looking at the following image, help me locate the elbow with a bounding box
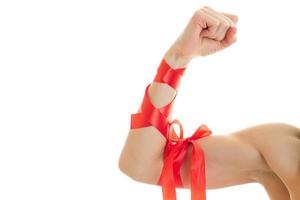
[118,154,147,183]
[118,153,162,185]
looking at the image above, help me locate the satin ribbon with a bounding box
[157,119,212,200]
[130,58,186,137]
[130,57,213,200]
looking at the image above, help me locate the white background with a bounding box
[0,0,299,199]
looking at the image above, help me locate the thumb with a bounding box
[220,26,237,48]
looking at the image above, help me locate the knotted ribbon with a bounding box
[157,119,212,200]
[130,57,213,200]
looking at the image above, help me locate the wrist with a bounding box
[164,48,192,69]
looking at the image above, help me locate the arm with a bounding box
[118,6,238,185]
[118,49,191,184]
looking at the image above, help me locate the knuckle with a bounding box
[193,9,204,19]
[221,21,229,27]
[220,16,231,27]
[233,14,239,21]
[203,6,212,11]
[192,9,206,24]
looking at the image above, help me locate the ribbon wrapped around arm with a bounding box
[157,119,212,200]
[130,58,213,200]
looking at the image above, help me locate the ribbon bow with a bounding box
[158,119,212,200]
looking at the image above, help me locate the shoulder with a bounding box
[230,122,300,149]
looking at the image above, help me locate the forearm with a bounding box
[119,48,191,183]
[147,48,191,111]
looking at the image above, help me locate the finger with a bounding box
[203,6,232,26]
[219,13,235,27]
[215,24,231,41]
[202,7,231,41]
[213,15,232,40]
[203,6,238,25]
[197,10,220,38]
[220,12,239,25]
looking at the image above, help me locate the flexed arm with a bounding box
[119,6,238,199]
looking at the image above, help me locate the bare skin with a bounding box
[119,6,300,200]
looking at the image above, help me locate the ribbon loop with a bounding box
[168,119,184,143]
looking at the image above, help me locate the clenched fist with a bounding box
[165,6,238,68]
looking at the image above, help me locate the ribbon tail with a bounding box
[190,142,206,200]
[159,148,177,200]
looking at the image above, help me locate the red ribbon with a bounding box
[130,57,213,200]
[157,119,212,200]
